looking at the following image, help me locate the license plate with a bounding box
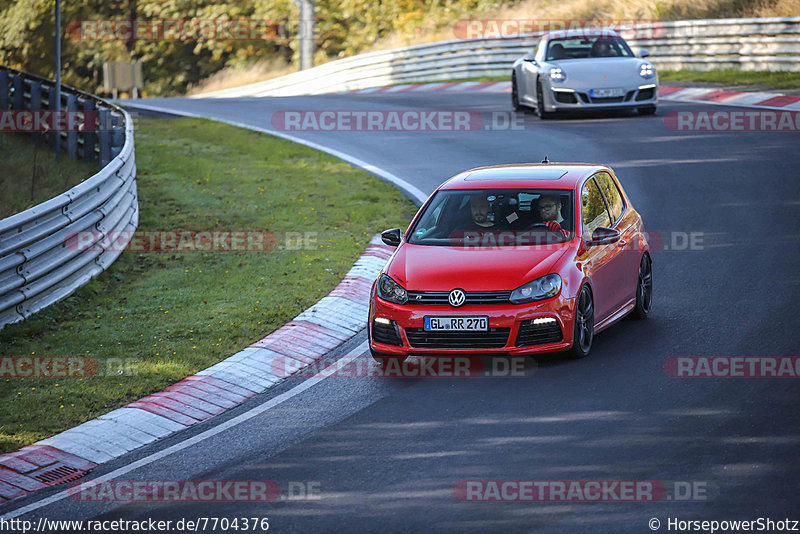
[590,87,625,98]
[424,316,489,331]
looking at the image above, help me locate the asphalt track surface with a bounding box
[4,91,800,533]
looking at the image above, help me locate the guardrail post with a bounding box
[48,85,59,149]
[66,93,77,159]
[12,74,24,110]
[111,116,124,159]
[29,81,42,144]
[98,108,111,167]
[83,100,96,161]
[0,70,8,111]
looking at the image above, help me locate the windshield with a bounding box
[546,36,635,61]
[408,188,574,247]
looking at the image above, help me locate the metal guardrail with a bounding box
[0,66,127,167]
[196,16,800,98]
[0,67,138,329]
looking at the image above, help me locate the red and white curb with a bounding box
[342,81,800,112]
[0,236,394,507]
[658,86,800,111]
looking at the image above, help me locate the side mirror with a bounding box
[522,52,538,64]
[381,228,402,247]
[639,48,650,58]
[588,227,621,246]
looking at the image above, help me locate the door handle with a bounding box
[618,240,627,247]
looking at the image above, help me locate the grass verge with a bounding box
[0,116,417,454]
[0,134,95,219]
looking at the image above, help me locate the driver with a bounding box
[536,195,569,238]
[468,194,495,228]
[591,40,617,57]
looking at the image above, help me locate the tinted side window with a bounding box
[593,172,624,224]
[581,178,611,232]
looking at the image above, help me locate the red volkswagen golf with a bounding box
[368,163,652,363]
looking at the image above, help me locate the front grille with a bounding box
[372,320,403,346]
[405,327,510,349]
[635,88,655,101]
[553,91,578,104]
[578,92,590,103]
[590,96,625,104]
[515,319,563,347]
[406,290,512,305]
[625,90,635,101]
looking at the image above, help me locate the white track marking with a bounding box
[1,342,369,519]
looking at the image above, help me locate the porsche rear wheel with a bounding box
[512,73,522,112]
[569,285,594,359]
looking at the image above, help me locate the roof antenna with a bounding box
[541,156,549,164]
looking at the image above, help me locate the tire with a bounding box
[631,254,652,319]
[536,80,556,120]
[569,285,594,359]
[511,72,522,112]
[638,105,657,115]
[370,347,408,366]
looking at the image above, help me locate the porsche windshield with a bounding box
[408,189,575,246]
[546,36,635,61]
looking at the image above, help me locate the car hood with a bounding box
[551,57,647,86]
[385,243,569,291]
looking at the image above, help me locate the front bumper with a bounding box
[368,293,577,356]
[545,83,657,112]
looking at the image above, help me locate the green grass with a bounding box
[0,134,96,219]
[658,70,800,90]
[0,117,417,453]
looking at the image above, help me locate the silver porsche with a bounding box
[511,28,658,118]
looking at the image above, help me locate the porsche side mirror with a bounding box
[381,228,402,247]
[588,227,621,246]
[639,48,650,58]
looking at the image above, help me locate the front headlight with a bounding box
[377,274,408,304]
[549,67,566,83]
[509,274,562,304]
[639,62,654,79]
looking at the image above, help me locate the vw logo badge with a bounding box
[448,289,466,307]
